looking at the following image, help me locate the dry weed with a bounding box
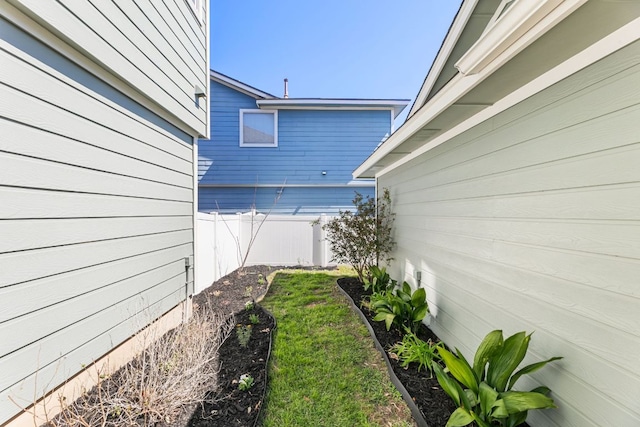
[43,301,233,427]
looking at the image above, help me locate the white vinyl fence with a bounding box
[195,212,335,294]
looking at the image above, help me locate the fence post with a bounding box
[212,212,219,283]
[316,214,328,267]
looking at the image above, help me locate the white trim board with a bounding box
[361,16,640,179]
[257,99,409,118]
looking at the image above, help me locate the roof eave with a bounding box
[256,99,410,118]
[354,0,588,179]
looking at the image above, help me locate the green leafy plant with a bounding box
[433,330,562,427]
[257,273,266,286]
[316,188,395,283]
[363,265,396,294]
[370,282,429,333]
[244,300,254,311]
[236,324,252,348]
[238,374,254,391]
[390,333,443,375]
[244,286,254,297]
[249,313,260,324]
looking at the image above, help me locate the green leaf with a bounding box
[446,408,474,427]
[487,332,530,392]
[411,287,426,306]
[506,411,528,427]
[500,391,557,414]
[470,412,493,427]
[434,363,461,406]
[412,304,428,323]
[530,386,551,396]
[478,382,498,419]
[473,330,503,381]
[491,398,509,419]
[508,356,562,390]
[439,348,479,393]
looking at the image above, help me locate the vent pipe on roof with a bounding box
[283,78,289,98]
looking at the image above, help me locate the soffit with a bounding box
[357,0,640,178]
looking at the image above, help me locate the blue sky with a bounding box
[210,1,462,122]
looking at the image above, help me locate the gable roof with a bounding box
[211,70,409,117]
[354,0,640,178]
[210,70,276,99]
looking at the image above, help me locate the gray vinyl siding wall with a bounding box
[379,41,640,427]
[0,0,204,422]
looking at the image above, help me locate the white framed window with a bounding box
[240,110,278,147]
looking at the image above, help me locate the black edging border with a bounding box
[335,281,430,427]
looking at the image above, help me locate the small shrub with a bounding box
[244,286,254,297]
[390,333,443,375]
[317,188,395,283]
[257,274,266,286]
[245,300,254,311]
[370,282,429,333]
[249,313,260,324]
[238,374,255,391]
[433,330,562,427]
[236,324,252,348]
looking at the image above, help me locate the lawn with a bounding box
[259,270,415,427]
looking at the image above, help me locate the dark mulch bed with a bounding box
[188,305,275,427]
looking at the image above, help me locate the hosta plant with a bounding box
[370,282,428,333]
[433,330,562,427]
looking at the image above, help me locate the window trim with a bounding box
[239,109,278,147]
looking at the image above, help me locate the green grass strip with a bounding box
[260,270,415,427]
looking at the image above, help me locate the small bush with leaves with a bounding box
[433,330,562,427]
[363,265,396,294]
[390,333,443,375]
[236,324,252,348]
[370,282,429,333]
[245,300,254,311]
[316,188,395,283]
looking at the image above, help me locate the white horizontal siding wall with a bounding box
[379,40,640,427]
[0,4,200,424]
[6,0,208,136]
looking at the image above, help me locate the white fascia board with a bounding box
[210,70,275,99]
[408,0,479,118]
[354,0,587,179]
[455,0,585,75]
[360,15,640,180]
[256,99,410,118]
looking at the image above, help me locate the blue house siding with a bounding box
[199,185,375,214]
[199,79,390,213]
